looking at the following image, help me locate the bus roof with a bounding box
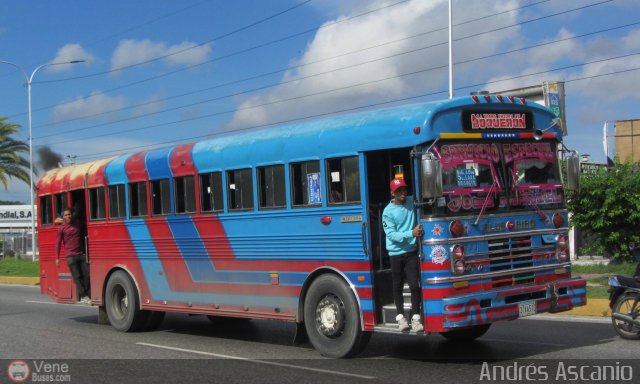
[38,96,559,191]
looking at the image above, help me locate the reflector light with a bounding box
[496,95,504,102]
[320,216,332,224]
[508,96,515,103]
[450,220,464,238]
[472,95,479,103]
[506,221,515,230]
[519,97,526,104]
[552,212,564,228]
[413,126,421,135]
[484,95,491,103]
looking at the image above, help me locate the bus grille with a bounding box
[487,236,534,288]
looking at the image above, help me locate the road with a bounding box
[2,284,639,383]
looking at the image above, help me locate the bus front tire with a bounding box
[303,274,370,358]
[440,323,491,341]
[105,270,149,332]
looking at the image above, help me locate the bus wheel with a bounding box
[440,324,491,341]
[105,270,149,332]
[303,274,370,358]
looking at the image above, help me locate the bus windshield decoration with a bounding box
[36,94,586,358]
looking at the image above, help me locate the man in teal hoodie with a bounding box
[382,178,424,332]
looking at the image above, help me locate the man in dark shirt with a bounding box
[56,208,90,304]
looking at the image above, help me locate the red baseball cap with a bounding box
[389,178,408,193]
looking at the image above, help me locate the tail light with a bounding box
[452,244,465,275]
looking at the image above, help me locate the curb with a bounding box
[559,298,610,317]
[0,276,40,285]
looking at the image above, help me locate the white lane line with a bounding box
[137,342,375,380]
[524,314,610,324]
[482,338,567,347]
[25,300,96,308]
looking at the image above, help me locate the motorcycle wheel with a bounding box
[611,294,640,340]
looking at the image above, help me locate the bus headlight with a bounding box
[556,234,569,262]
[452,244,465,275]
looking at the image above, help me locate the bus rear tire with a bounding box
[440,323,491,341]
[105,270,149,332]
[303,274,370,358]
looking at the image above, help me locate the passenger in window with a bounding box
[55,208,91,304]
[329,189,343,203]
[382,178,424,333]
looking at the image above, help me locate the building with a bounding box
[614,119,640,163]
[0,205,35,258]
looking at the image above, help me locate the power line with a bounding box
[37,0,315,82]
[34,0,555,130]
[38,13,637,140]
[16,0,414,121]
[69,53,640,161]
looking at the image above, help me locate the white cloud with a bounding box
[110,39,212,72]
[227,0,521,130]
[47,43,94,72]
[52,92,127,122]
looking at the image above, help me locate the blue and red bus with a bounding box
[37,95,586,357]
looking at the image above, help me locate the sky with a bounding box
[1,0,639,203]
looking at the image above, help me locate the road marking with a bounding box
[482,338,567,347]
[137,342,375,380]
[525,314,610,324]
[25,300,96,308]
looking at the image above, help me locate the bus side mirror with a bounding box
[421,154,443,199]
[566,152,580,192]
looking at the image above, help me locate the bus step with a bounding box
[382,304,412,324]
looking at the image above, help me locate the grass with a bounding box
[572,262,636,275]
[0,258,40,277]
[572,262,637,299]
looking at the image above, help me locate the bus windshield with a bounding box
[426,140,564,217]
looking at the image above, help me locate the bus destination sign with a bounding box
[462,111,533,132]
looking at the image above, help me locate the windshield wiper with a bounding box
[474,179,498,226]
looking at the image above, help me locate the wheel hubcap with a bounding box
[315,295,345,338]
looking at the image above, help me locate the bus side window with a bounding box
[40,196,53,226]
[227,169,254,211]
[290,161,321,207]
[200,172,224,213]
[174,176,196,215]
[54,193,66,219]
[108,185,126,220]
[129,182,148,218]
[258,165,286,210]
[88,187,106,221]
[326,156,360,204]
[151,179,171,216]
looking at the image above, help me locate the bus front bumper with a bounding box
[440,277,586,330]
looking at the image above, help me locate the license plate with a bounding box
[518,301,537,317]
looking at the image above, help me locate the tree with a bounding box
[567,159,640,261]
[0,117,31,190]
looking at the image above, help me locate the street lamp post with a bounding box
[0,59,84,261]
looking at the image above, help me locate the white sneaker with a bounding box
[80,296,91,305]
[396,314,410,332]
[411,314,424,332]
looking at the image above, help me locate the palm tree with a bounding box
[0,117,31,190]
